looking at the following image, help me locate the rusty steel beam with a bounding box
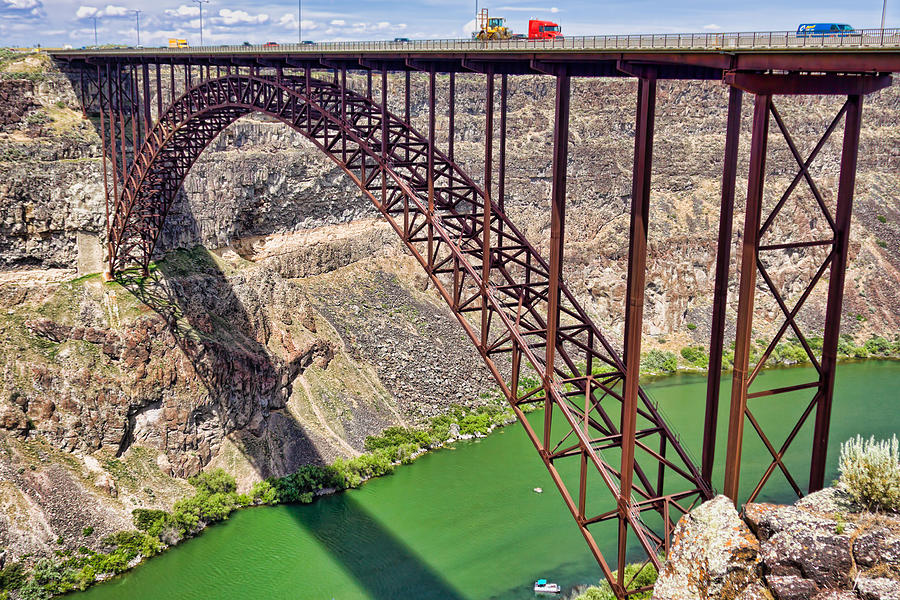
[702,85,743,486]
[545,66,569,449]
[809,94,863,491]
[620,70,657,586]
[723,93,771,502]
[482,67,495,351]
[725,72,892,96]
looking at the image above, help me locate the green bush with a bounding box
[877,214,887,223]
[864,336,891,356]
[641,350,678,374]
[0,562,27,590]
[839,434,900,512]
[81,526,94,537]
[679,346,708,367]
[574,561,659,600]
[188,469,236,495]
[686,323,697,331]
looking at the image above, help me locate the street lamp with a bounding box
[192,0,210,46]
[92,16,98,46]
[882,0,888,30]
[298,0,301,43]
[132,9,142,46]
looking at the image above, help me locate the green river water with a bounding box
[76,361,898,600]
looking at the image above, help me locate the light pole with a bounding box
[92,16,98,46]
[882,0,888,30]
[132,9,142,46]
[192,0,210,46]
[298,0,301,42]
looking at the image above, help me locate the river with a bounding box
[76,360,899,599]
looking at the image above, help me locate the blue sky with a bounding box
[0,0,896,48]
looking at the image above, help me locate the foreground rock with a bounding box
[654,490,900,600]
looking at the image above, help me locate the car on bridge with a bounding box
[796,23,857,37]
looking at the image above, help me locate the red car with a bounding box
[263,41,279,47]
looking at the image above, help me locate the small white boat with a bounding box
[534,579,561,594]
[533,487,543,493]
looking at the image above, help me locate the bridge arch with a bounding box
[110,72,711,595]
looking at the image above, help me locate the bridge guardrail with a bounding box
[60,28,900,54]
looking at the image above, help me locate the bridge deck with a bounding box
[50,29,900,76]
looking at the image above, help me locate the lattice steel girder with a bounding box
[95,71,713,598]
[722,72,887,505]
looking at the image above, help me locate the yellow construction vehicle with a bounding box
[475,8,512,40]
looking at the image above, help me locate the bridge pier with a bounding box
[721,73,890,504]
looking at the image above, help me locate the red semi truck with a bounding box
[528,19,562,39]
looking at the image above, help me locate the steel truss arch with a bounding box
[111,73,712,598]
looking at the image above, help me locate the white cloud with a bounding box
[329,19,345,26]
[216,9,269,26]
[76,4,131,19]
[702,23,721,30]
[4,0,40,8]
[165,4,199,18]
[102,4,128,17]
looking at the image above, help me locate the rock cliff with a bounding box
[653,490,900,600]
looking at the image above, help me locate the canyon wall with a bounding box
[0,51,899,564]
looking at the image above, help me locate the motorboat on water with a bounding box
[533,579,561,594]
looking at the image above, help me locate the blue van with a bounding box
[797,23,856,37]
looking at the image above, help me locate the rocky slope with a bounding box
[653,490,900,600]
[1,50,899,568]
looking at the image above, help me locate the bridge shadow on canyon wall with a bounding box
[99,106,467,598]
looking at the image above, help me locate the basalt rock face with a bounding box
[1,54,900,565]
[653,490,900,600]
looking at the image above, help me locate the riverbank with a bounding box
[0,398,536,598]
[4,357,897,598]
[48,361,900,600]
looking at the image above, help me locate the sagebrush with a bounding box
[838,434,900,512]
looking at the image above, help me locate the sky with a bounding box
[0,0,896,48]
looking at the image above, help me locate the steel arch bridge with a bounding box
[53,46,899,597]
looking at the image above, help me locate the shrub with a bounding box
[188,469,236,495]
[686,323,697,331]
[81,526,94,537]
[574,561,658,600]
[864,336,891,356]
[249,480,278,504]
[838,434,900,512]
[0,562,27,590]
[680,346,708,367]
[642,350,678,374]
[877,214,887,223]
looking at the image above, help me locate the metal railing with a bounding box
[56,28,900,54]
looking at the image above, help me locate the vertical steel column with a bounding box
[702,86,743,485]
[481,67,495,350]
[405,70,411,163]
[141,62,152,142]
[169,59,175,106]
[724,94,772,502]
[620,71,657,585]
[448,72,455,161]
[381,68,389,208]
[427,67,436,272]
[809,94,863,492]
[366,69,372,99]
[545,68,570,450]
[341,67,347,163]
[155,62,162,121]
[498,73,508,213]
[97,64,112,276]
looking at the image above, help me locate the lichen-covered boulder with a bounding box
[652,495,772,600]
